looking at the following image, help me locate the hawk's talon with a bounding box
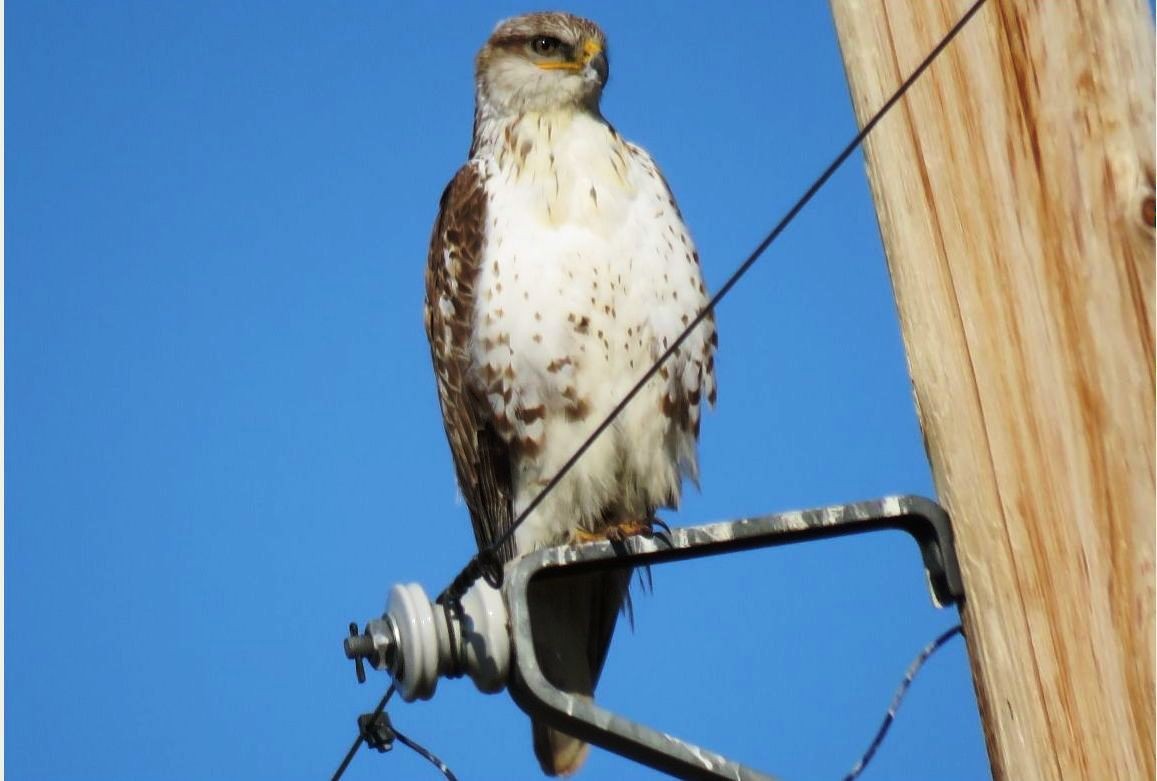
[604,520,654,542]
[568,528,606,545]
[568,519,658,547]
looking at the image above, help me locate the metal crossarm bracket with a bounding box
[504,495,963,781]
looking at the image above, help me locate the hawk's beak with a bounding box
[582,39,608,85]
[535,39,607,85]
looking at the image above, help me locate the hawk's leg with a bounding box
[603,519,654,542]
[567,516,665,545]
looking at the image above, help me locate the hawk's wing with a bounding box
[424,163,518,565]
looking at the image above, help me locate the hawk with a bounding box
[423,12,716,776]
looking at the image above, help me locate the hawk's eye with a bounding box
[530,36,562,56]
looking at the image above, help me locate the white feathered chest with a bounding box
[468,109,716,554]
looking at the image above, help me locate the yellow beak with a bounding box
[581,39,602,64]
[535,39,604,73]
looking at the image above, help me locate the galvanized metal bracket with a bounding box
[504,495,963,781]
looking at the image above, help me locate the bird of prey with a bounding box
[423,12,717,776]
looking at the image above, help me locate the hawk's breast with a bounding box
[471,110,714,553]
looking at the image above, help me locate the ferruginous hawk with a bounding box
[423,12,717,776]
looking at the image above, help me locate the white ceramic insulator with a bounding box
[458,578,510,693]
[386,580,510,702]
[387,582,441,701]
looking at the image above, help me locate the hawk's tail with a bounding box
[533,720,591,777]
[527,567,631,776]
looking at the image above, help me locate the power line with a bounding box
[442,0,990,603]
[334,624,967,781]
[333,683,460,781]
[392,725,459,781]
[332,684,393,781]
[336,0,989,775]
[843,624,965,781]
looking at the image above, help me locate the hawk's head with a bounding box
[475,12,608,115]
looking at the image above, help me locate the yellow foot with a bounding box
[604,519,654,542]
[567,519,656,545]
[567,528,606,544]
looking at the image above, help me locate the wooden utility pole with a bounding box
[829,2,1155,780]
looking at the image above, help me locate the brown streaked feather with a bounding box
[639,156,718,438]
[424,163,518,565]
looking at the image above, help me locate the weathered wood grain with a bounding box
[830,2,1155,779]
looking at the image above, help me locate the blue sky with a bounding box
[8,3,990,779]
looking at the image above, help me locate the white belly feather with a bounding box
[471,111,712,554]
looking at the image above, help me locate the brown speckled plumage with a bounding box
[423,12,716,776]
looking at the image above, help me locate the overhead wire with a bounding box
[392,725,459,781]
[332,684,394,781]
[335,0,989,776]
[843,624,965,781]
[441,0,990,602]
[332,682,460,781]
[333,625,965,781]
